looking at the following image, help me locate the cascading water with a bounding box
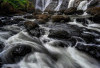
[54,0,63,11]
[35,0,42,10]
[77,1,88,10]
[68,0,75,8]
[43,0,52,11]
[0,0,100,68]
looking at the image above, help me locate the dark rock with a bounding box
[49,41,69,47]
[13,18,24,22]
[24,21,39,30]
[76,10,84,15]
[81,33,95,43]
[24,21,44,37]
[0,20,4,27]
[36,14,50,22]
[88,14,100,23]
[64,7,77,15]
[76,18,88,26]
[86,7,100,15]
[24,15,35,19]
[48,29,71,40]
[0,41,4,52]
[51,15,70,22]
[12,45,32,56]
[76,43,100,60]
[37,19,47,24]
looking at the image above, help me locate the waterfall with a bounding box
[35,0,42,10]
[77,1,88,10]
[68,0,75,8]
[54,0,63,11]
[43,0,52,11]
[77,0,93,15]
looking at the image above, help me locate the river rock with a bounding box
[37,19,47,24]
[86,7,100,15]
[76,43,100,60]
[76,18,88,26]
[24,21,39,30]
[24,21,45,37]
[12,45,32,56]
[0,20,4,27]
[24,15,35,19]
[51,15,70,22]
[64,7,77,15]
[49,40,69,47]
[36,14,50,22]
[76,10,84,15]
[87,7,100,23]
[48,29,71,40]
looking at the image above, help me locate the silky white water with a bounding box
[68,0,75,8]
[55,0,63,11]
[43,0,52,11]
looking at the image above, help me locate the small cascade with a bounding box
[35,0,42,10]
[77,0,93,15]
[43,0,52,11]
[54,0,63,11]
[68,0,75,8]
[77,1,88,10]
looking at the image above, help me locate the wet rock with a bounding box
[12,45,32,56]
[76,43,100,60]
[48,29,71,40]
[88,14,100,23]
[13,18,24,22]
[81,33,95,43]
[76,18,88,26]
[64,7,77,15]
[24,15,35,19]
[37,19,47,24]
[36,14,50,22]
[0,20,4,27]
[86,7,100,15]
[49,41,69,47]
[0,41,4,52]
[76,10,84,15]
[24,21,44,37]
[24,21,39,30]
[51,15,70,22]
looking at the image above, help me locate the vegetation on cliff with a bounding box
[0,0,35,15]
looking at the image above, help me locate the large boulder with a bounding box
[48,29,71,40]
[64,7,77,15]
[24,21,39,30]
[76,43,100,60]
[86,7,100,15]
[24,21,44,37]
[51,15,70,22]
[87,7,100,23]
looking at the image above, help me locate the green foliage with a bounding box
[2,0,30,9]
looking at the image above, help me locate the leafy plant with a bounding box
[2,0,30,9]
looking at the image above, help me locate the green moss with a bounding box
[2,0,31,10]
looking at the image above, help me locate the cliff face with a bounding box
[31,0,100,12]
